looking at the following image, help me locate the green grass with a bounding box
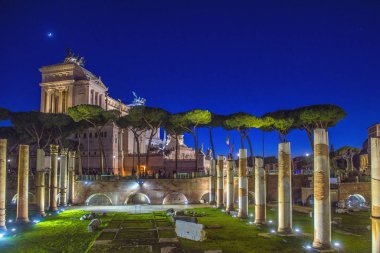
[178,206,371,253]
[0,207,371,253]
[0,210,112,253]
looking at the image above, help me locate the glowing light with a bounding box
[248,221,254,225]
[306,153,310,157]
[33,219,41,223]
[250,213,254,217]
[304,245,312,250]
[11,228,16,232]
[0,233,4,239]
[268,220,273,224]
[47,32,53,37]
[7,159,10,162]
[270,229,276,234]
[333,242,341,247]
[84,181,89,185]
[294,228,300,233]
[8,219,13,223]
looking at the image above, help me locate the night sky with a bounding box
[1,1,379,157]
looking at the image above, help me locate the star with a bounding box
[47,32,53,37]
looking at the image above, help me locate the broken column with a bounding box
[59,148,68,206]
[312,128,331,249]
[209,160,216,205]
[278,142,292,234]
[68,151,76,204]
[217,155,224,208]
[50,144,59,211]
[372,137,380,253]
[226,158,234,212]
[255,157,266,225]
[17,145,29,223]
[238,149,248,218]
[36,149,46,216]
[0,139,7,230]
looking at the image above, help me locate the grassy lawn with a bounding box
[179,206,371,253]
[0,210,112,253]
[0,206,371,253]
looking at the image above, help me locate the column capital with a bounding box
[68,151,76,158]
[50,144,59,154]
[60,148,68,156]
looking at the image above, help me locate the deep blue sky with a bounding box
[1,1,379,157]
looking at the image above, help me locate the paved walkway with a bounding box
[89,212,184,253]
[67,204,210,213]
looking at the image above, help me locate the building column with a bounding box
[313,128,331,249]
[36,149,45,216]
[51,91,56,113]
[226,158,234,212]
[238,149,248,219]
[68,151,76,204]
[45,90,51,113]
[209,160,216,205]
[217,156,224,208]
[50,145,59,211]
[58,90,63,113]
[59,148,68,206]
[255,157,266,225]
[16,145,29,223]
[45,168,51,211]
[0,139,7,230]
[278,142,292,234]
[372,137,380,253]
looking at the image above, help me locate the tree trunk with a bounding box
[193,132,198,172]
[96,129,105,174]
[246,135,254,167]
[145,130,156,173]
[175,135,179,173]
[135,135,141,178]
[209,127,216,161]
[306,130,314,151]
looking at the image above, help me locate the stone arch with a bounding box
[85,193,113,206]
[162,192,189,205]
[305,194,314,207]
[125,193,151,205]
[248,191,255,204]
[200,192,209,204]
[11,192,36,205]
[346,194,367,209]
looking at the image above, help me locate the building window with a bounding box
[83,133,87,138]
[89,133,92,138]
[95,133,98,138]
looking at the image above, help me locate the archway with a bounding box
[346,194,367,209]
[162,192,188,205]
[125,193,151,205]
[200,192,209,204]
[85,193,113,206]
[305,194,314,207]
[11,192,36,205]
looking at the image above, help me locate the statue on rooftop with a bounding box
[131,91,146,106]
[64,48,85,67]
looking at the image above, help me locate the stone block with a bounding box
[88,219,101,232]
[173,216,198,223]
[175,220,206,241]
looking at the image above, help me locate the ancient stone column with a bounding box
[226,159,234,212]
[371,137,380,253]
[16,145,29,223]
[36,149,46,216]
[209,160,216,205]
[68,151,76,204]
[312,128,331,249]
[278,142,292,234]
[238,149,248,218]
[217,156,224,208]
[0,139,7,230]
[59,148,68,206]
[50,144,59,211]
[255,157,266,225]
[45,168,51,210]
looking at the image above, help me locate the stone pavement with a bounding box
[89,212,184,253]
